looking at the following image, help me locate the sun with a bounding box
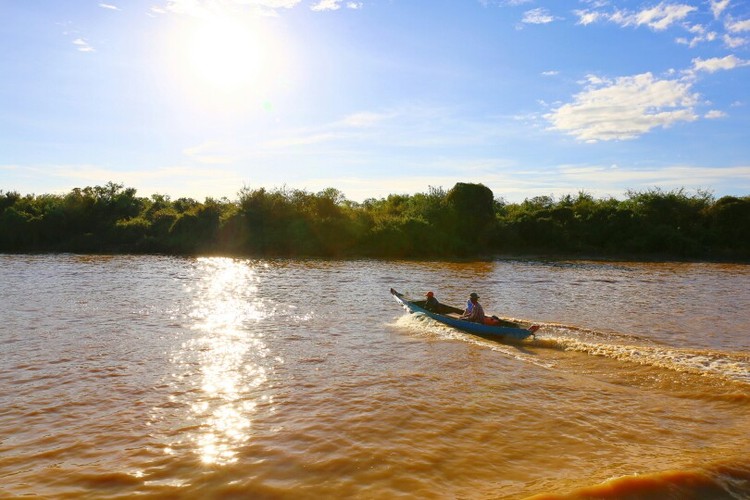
[168,13,286,102]
[187,16,263,91]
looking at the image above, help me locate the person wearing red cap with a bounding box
[424,291,440,312]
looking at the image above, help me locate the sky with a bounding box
[1,0,749,203]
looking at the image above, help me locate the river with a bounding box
[1,254,748,499]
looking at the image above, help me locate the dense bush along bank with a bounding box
[1,182,748,260]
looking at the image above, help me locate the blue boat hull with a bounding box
[390,288,536,341]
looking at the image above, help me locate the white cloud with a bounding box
[691,54,749,73]
[542,70,559,76]
[627,3,697,31]
[710,0,730,19]
[578,3,697,31]
[726,17,750,33]
[522,7,556,24]
[545,72,699,142]
[576,1,747,52]
[575,10,601,26]
[255,0,304,7]
[723,33,746,48]
[98,3,120,10]
[72,38,95,52]
[311,0,341,11]
[705,109,727,118]
[580,0,610,7]
[161,0,302,16]
[676,28,718,48]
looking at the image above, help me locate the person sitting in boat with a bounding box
[424,291,440,312]
[460,292,485,323]
[465,296,474,313]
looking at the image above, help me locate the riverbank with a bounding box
[2,182,748,261]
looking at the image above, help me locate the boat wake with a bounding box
[556,337,747,383]
[530,323,750,387]
[393,313,750,387]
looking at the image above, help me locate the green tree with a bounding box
[445,182,495,253]
[707,196,750,257]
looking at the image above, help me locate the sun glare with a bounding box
[168,13,287,104]
[189,17,261,90]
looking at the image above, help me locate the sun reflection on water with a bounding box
[175,257,273,465]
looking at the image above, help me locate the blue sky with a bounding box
[1,0,749,202]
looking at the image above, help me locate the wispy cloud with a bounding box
[522,8,556,24]
[593,3,697,31]
[705,109,727,118]
[674,21,720,47]
[31,164,246,200]
[183,141,236,164]
[710,0,730,19]
[632,3,697,30]
[72,38,95,52]
[722,33,746,48]
[158,0,303,17]
[690,54,749,73]
[576,1,748,49]
[339,111,396,127]
[261,109,404,148]
[153,0,364,16]
[575,10,601,26]
[311,0,343,11]
[558,164,750,192]
[726,16,750,33]
[310,0,362,11]
[148,5,167,16]
[98,3,120,11]
[478,0,533,6]
[545,72,699,142]
[253,0,305,7]
[264,131,349,148]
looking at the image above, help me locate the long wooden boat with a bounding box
[390,288,539,341]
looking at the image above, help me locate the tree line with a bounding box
[1,181,748,260]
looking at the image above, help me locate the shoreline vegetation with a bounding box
[1,182,748,262]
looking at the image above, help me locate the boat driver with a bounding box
[424,291,440,312]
